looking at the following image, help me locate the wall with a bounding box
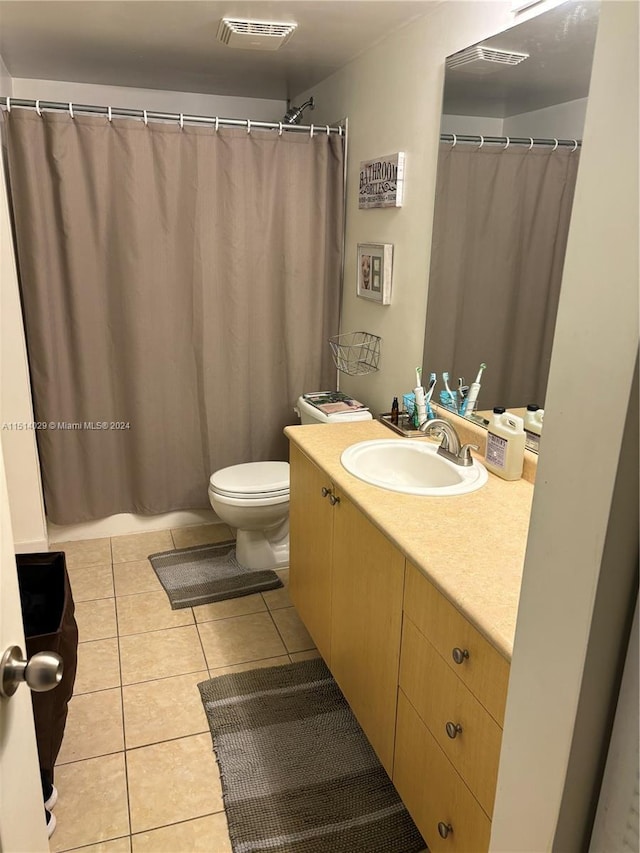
[296,0,569,417]
[0,53,11,96]
[503,96,587,139]
[11,78,286,122]
[491,1,639,849]
[440,113,504,135]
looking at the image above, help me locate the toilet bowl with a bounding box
[208,461,290,570]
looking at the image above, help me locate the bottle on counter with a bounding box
[523,404,544,452]
[484,407,525,481]
[391,397,399,425]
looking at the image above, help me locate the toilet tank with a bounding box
[295,394,373,424]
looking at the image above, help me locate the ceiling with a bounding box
[443,0,600,117]
[0,0,435,101]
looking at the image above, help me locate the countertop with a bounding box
[285,419,534,662]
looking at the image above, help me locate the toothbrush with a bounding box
[464,363,486,418]
[425,372,437,419]
[442,372,457,410]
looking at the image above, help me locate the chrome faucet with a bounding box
[419,418,478,467]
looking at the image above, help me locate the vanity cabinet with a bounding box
[393,561,510,851]
[288,444,404,775]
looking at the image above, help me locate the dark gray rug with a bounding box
[198,658,425,853]
[148,540,283,610]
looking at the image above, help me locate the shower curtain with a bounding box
[423,142,580,408]
[3,109,344,524]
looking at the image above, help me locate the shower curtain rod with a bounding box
[0,97,345,135]
[440,133,581,149]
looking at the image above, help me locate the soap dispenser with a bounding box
[484,408,525,481]
[523,404,544,452]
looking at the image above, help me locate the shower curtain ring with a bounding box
[571,139,578,152]
[5,97,9,112]
[179,113,184,130]
[68,102,74,119]
[107,106,112,123]
[503,136,510,149]
[215,116,219,132]
[477,135,484,149]
[143,110,148,126]
[326,125,330,136]
[528,137,534,150]
[247,119,251,134]
[35,100,42,117]
[451,133,457,148]
[552,138,559,151]
[278,122,283,136]
[310,124,315,137]
[339,126,343,137]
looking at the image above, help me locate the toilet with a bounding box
[208,393,373,569]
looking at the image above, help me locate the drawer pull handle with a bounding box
[438,822,454,839]
[445,721,463,739]
[328,493,340,506]
[321,487,331,498]
[452,647,469,665]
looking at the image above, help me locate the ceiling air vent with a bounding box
[217,18,297,51]
[446,46,529,74]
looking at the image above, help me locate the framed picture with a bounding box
[356,243,393,304]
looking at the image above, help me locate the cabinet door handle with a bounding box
[328,493,340,506]
[451,647,469,665]
[321,486,331,498]
[445,721,463,739]
[438,822,453,839]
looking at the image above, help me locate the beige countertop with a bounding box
[285,419,535,662]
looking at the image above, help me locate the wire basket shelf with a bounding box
[328,331,381,376]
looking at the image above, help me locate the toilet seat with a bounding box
[209,461,290,499]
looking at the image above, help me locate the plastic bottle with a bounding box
[523,404,544,452]
[484,407,526,480]
[391,397,399,425]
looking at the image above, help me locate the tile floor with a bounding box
[48,523,319,853]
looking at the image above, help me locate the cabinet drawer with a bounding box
[404,562,509,725]
[394,690,491,853]
[399,616,502,817]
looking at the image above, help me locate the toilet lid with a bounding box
[209,461,290,497]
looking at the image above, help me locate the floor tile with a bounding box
[50,753,129,852]
[171,523,234,549]
[197,611,287,669]
[193,592,266,624]
[208,655,290,677]
[74,638,121,694]
[132,812,231,852]
[119,625,206,685]
[270,606,315,653]
[127,733,222,833]
[113,559,162,597]
[75,598,117,642]
[57,688,124,764]
[262,568,291,610]
[53,537,112,569]
[66,838,132,853]
[123,671,209,749]
[111,530,174,564]
[67,564,114,602]
[115,589,194,636]
[290,649,321,662]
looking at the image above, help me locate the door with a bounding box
[0,447,49,851]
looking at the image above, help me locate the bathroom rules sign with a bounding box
[358,152,405,209]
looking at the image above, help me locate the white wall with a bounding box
[491,1,639,849]
[11,78,286,122]
[440,113,504,135]
[296,0,568,417]
[0,53,12,97]
[504,97,588,139]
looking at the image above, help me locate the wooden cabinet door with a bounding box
[288,444,334,663]
[330,494,405,775]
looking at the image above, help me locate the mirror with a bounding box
[422,1,600,445]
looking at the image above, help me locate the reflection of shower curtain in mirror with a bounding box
[423,143,580,409]
[3,109,344,523]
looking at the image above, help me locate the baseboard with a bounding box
[48,508,218,543]
[13,538,49,554]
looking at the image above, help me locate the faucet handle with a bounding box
[459,443,478,466]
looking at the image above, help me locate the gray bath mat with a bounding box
[148,541,283,610]
[198,658,425,853]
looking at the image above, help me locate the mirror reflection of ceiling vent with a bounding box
[217,18,297,50]
[446,46,530,74]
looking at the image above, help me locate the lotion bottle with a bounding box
[484,407,525,480]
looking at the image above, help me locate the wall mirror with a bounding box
[422,0,600,444]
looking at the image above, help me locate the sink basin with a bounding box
[340,439,488,496]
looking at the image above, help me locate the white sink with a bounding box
[340,439,488,496]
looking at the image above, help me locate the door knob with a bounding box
[0,645,63,699]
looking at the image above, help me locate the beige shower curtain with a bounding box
[4,109,344,524]
[423,142,580,409]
